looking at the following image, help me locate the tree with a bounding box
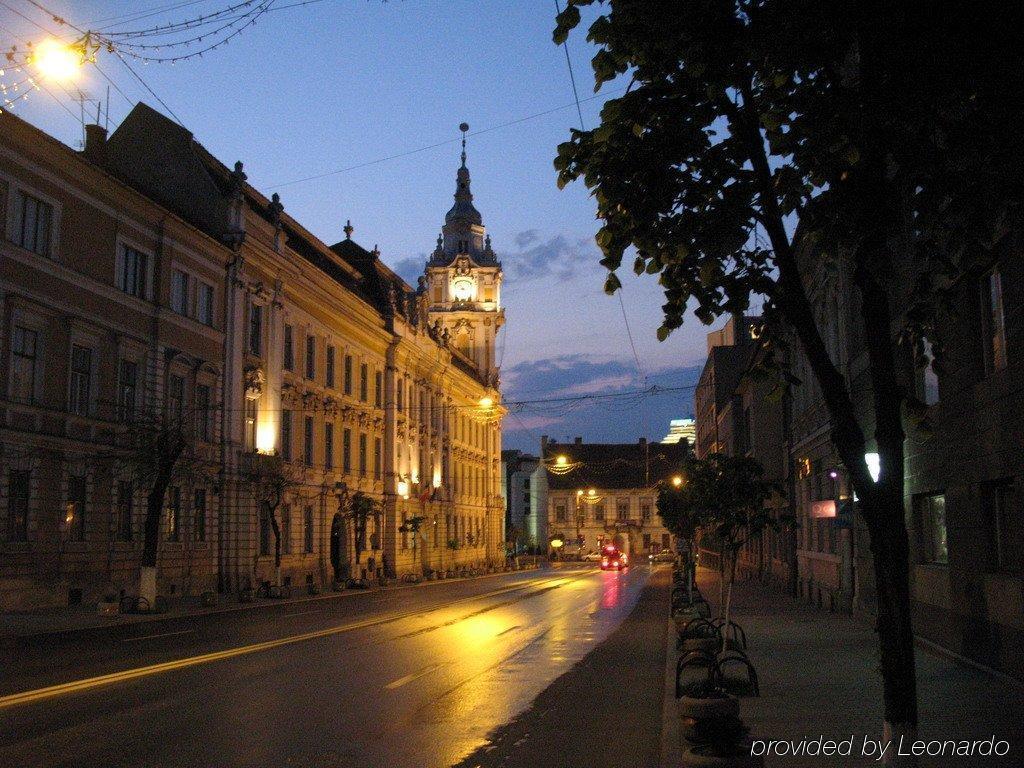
[247,454,301,585]
[553,0,1021,751]
[657,474,708,603]
[116,400,215,607]
[346,491,379,571]
[683,454,780,651]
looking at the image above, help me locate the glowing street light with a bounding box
[478,396,494,409]
[672,475,684,487]
[30,39,82,82]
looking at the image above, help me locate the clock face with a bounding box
[452,278,474,301]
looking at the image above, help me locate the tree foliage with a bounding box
[553,0,1022,735]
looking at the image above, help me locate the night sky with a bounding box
[4,0,709,452]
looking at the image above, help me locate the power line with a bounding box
[112,48,184,124]
[553,0,585,131]
[267,88,618,189]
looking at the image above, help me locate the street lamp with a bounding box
[30,39,82,82]
[672,475,684,487]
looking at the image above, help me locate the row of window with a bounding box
[913,479,1020,572]
[4,470,208,544]
[553,500,654,524]
[11,188,217,327]
[259,310,487,446]
[277,410,383,477]
[9,322,215,433]
[168,266,216,326]
[399,513,487,550]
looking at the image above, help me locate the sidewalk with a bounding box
[693,568,1024,767]
[1,563,546,643]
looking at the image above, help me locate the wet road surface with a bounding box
[1,564,661,768]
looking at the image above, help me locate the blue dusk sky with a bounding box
[2,0,711,452]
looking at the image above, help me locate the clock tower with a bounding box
[424,124,504,385]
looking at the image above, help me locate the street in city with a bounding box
[1,565,668,768]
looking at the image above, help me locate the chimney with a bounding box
[83,124,107,165]
[574,436,583,444]
[540,435,549,451]
[639,437,647,446]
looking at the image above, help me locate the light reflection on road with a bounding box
[0,565,658,768]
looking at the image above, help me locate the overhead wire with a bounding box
[267,87,620,189]
[552,0,649,442]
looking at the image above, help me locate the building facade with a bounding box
[501,449,547,554]
[542,437,686,559]
[693,235,1023,680]
[0,105,506,610]
[660,418,696,447]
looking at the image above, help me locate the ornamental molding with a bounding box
[243,365,265,400]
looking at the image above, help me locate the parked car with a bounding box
[648,551,675,562]
[582,552,603,562]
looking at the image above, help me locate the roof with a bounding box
[542,440,690,490]
[92,104,488,385]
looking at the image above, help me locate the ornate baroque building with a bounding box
[0,106,506,610]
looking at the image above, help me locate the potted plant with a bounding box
[97,590,120,616]
[677,680,762,767]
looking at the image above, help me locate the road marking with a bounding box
[0,572,574,710]
[384,662,445,690]
[281,609,319,617]
[496,624,521,637]
[120,630,194,643]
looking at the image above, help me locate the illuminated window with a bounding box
[165,486,181,542]
[66,475,86,542]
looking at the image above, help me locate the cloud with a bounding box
[388,255,426,285]
[501,355,703,453]
[514,229,540,249]
[500,232,599,283]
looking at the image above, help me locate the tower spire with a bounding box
[446,121,481,226]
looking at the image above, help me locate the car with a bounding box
[599,545,628,571]
[581,551,603,562]
[648,551,675,563]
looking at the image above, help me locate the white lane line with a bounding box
[384,663,445,691]
[281,609,319,617]
[121,630,194,643]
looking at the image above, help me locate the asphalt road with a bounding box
[1,564,660,768]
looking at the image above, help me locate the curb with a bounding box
[660,616,680,767]
[1,564,550,647]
